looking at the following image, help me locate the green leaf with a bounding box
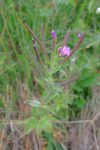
[36,116,53,134]
[24,117,36,135]
[80,68,92,79]
[80,73,99,87]
[96,82,100,86]
[73,99,85,109]
[85,34,100,48]
[0,100,4,108]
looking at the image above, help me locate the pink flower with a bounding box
[58,46,71,56]
[77,32,81,38]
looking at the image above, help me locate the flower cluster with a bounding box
[25,23,85,64]
[51,30,82,57]
[58,46,71,56]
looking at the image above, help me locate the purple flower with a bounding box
[77,32,81,38]
[58,46,71,56]
[51,30,57,40]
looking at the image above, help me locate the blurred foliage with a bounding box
[0,0,100,149]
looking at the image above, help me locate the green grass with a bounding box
[0,0,100,149]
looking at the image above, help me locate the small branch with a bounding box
[33,130,39,150]
[32,39,43,65]
[59,74,80,87]
[41,24,45,49]
[25,23,48,60]
[63,30,70,47]
[63,33,85,63]
[93,112,100,122]
[92,123,99,150]
[0,112,99,126]
[52,39,56,51]
[55,119,92,125]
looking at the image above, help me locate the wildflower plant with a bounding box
[24,23,86,135]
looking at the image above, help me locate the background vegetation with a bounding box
[0,0,100,149]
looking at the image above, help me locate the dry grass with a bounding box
[0,85,100,150]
